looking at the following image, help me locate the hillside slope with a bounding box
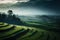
[0,22,60,40]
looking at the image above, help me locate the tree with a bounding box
[7,10,13,23]
[12,14,16,19]
[7,10,13,19]
[1,12,7,22]
[8,10,13,16]
[0,12,2,18]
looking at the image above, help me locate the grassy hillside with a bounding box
[0,22,60,40]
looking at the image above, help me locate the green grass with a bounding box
[0,22,60,40]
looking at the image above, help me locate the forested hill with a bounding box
[0,10,23,25]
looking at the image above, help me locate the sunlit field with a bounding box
[0,22,60,40]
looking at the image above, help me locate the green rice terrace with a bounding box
[0,10,60,40]
[0,22,60,40]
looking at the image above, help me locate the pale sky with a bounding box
[0,0,30,4]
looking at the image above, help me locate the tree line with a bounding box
[0,10,23,25]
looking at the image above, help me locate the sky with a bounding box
[0,0,30,4]
[0,0,60,16]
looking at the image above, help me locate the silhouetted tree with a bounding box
[7,10,13,23]
[0,12,2,18]
[12,14,16,19]
[1,12,7,22]
[0,12,2,22]
[8,10,13,15]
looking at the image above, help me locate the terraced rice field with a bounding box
[0,22,60,40]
